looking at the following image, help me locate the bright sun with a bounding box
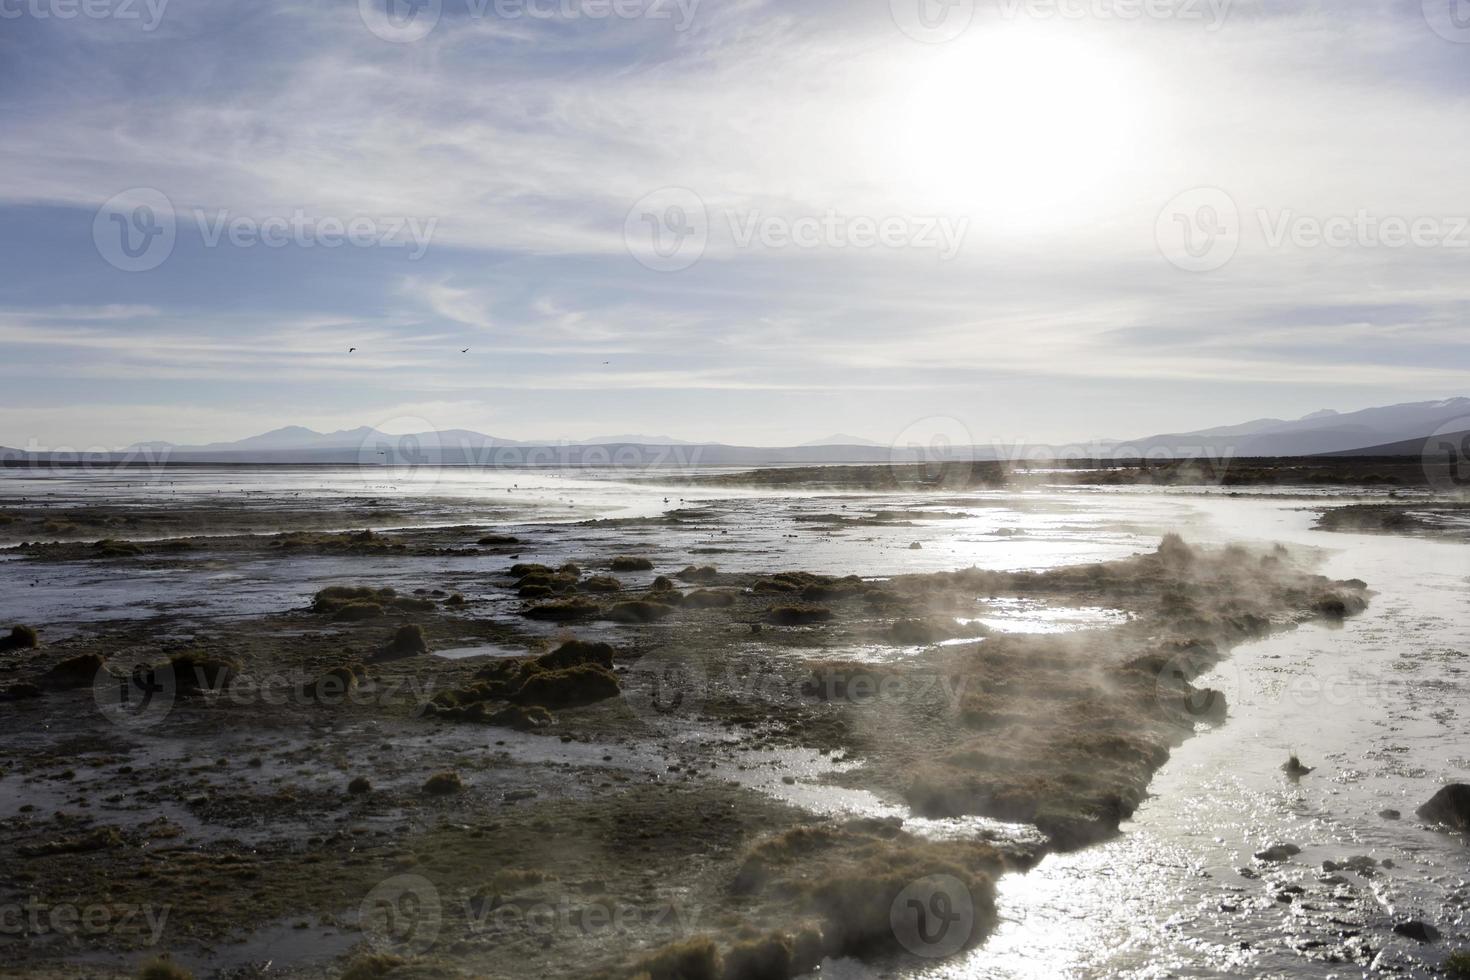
[883,28,1149,230]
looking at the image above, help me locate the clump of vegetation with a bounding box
[611,556,654,571]
[676,565,718,583]
[340,953,406,980]
[581,575,622,593]
[559,562,582,578]
[485,704,555,730]
[40,653,107,690]
[534,640,615,671]
[684,589,737,609]
[332,602,384,622]
[477,534,520,545]
[312,585,395,613]
[767,605,834,626]
[93,538,143,557]
[518,571,580,597]
[603,600,675,624]
[137,957,194,980]
[0,624,38,652]
[628,937,722,980]
[510,562,552,578]
[524,597,603,621]
[721,934,798,980]
[380,624,429,658]
[306,663,366,700]
[422,771,464,795]
[168,653,240,696]
[649,575,675,593]
[445,592,466,606]
[1314,590,1367,619]
[512,665,620,709]
[347,776,372,795]
[1445,951,1470,978]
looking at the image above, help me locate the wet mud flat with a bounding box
[0,499,1379,979]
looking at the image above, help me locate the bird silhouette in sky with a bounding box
[348,347,357,353]
[461,348,470,353]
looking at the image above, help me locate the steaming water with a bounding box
[1,468,1466,976]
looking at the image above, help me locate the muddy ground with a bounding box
[0,500,1376,980]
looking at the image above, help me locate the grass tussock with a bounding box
[422,771,464,795]
[347,776,372,795]
[512,665,620,709]
[93,538,144,557]
[603,600,675,623]
[167,653,240,696]
[581,574,623,593]
[611,556,655,571]
[628,937,722,980]
[137,957,194,980]
[339,953,407,980]
[767,605,834,626]
[534,640,615,671]
[484,704,555,729]
[332,602,384,622]
[307,663,366,700]
[40,653,107,690]
[0,624,38,652]
[524,597,603,621]
[684,589,737,609]
[676,565,718,583]
[1445,951,1470,979]
[380,624,429,659]
[477,534,520,546]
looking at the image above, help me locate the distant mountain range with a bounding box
[4,397,1468,466]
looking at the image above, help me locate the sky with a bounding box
[2,0,1470,450]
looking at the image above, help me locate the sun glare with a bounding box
[886,28,1149,230]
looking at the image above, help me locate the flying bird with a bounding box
[461,348,470,353]
[348,347,357,353]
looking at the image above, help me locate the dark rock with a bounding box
[1254,843,1301,862]
[1392,920,1440,943]
[1416,784,1470,831]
